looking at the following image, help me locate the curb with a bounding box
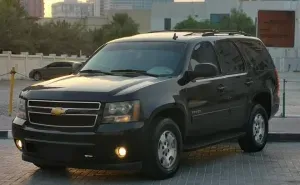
[268,133,300,142]
[1,130,300,142]
[0,130,12,139]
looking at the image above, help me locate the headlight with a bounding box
[102,100,140,123]
[16,98,26,120]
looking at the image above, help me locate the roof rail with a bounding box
[148,29,250,36]
[148,29,217,33]
[204,30,250,36]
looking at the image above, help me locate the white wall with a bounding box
[0,52,87,80]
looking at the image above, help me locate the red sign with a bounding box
[258,10,295,47]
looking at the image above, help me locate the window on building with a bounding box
[164,18,171,30]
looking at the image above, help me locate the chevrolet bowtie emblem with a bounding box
[51,107,66,116]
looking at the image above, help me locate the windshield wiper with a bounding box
[79,69,112,75]
[110,69,159,77]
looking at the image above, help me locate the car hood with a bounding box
[21,74,167,101]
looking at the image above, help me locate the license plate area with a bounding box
[26,142,95,162]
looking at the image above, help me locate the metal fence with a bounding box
[279,78,300,118]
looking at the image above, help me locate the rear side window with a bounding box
[236,39,275,70]
[60,62,72,67]
[47,62,59,68]
[215,40,245,75]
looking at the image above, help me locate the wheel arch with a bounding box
[147,103,189,141]
[251,91,272,119]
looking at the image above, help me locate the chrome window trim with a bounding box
[195,72,247,83]
[28,100,101,110]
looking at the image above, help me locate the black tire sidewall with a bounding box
[34,72,41,81]
[145,117,182,177]
[248,104,269,148]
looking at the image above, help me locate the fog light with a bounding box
[15,139,23,150]
[115,147,127,158]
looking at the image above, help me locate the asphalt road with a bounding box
[1,139,300,185]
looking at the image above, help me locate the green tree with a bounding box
[35,20,91,55]
[102,13,139,43]
[0,0,37,53]
[174,16,202,29]
[219,8,256,35]
[174,8,256,35]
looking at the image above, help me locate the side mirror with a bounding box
[72,63,83,74]
[189,63,218,80]
[178,63,218,86]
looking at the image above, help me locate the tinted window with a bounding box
[190,41,220,75]
[47,62,59,68]
[215,40,245,75]
[81,42,186,76]
[59,62,72,67]
[236,39,275,70]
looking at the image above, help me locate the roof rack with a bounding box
[148,29,217,33]
[148,29,250,36]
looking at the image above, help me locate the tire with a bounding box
[34,163,66,171]
[238,104,269,153]
[142,117,183,180]
[33,72,42,81]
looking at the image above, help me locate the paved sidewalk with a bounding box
[269,118,300,133]
[1,140,300,185]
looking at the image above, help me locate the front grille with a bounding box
[27,100,101,127]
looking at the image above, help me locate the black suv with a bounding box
[12,30,280,179]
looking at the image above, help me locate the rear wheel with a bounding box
[33,72,42,81]
[142,117,182,180]
[238,104,268,153]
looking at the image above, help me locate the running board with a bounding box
[183,132,245,152]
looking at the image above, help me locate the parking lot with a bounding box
[0,72,300,185]
[1,140,300,185]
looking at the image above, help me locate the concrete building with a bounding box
[151,0,300,72]
[39,9,150,33]
[93,0,174,17]
[19,0,44,18]
[38,17,108,30]
[52,0,94,18]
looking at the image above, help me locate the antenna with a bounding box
[173,33,178,40]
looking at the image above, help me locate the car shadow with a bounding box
[24,142,243,185]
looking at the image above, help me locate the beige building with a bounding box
[38,17,109,30]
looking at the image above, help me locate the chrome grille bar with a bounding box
[27,100,101,128]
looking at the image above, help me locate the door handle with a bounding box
[217,85,226,92]
[245,79,254,86]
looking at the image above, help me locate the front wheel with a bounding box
[238,104,268,153]
[33,72,42,81]
[142,117,182,180]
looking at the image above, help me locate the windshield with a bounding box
[80,42,186,77]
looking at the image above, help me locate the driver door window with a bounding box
[190,41,221,77]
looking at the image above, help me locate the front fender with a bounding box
[142,95,190,138]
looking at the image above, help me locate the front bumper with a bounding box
[12,118,145,170]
